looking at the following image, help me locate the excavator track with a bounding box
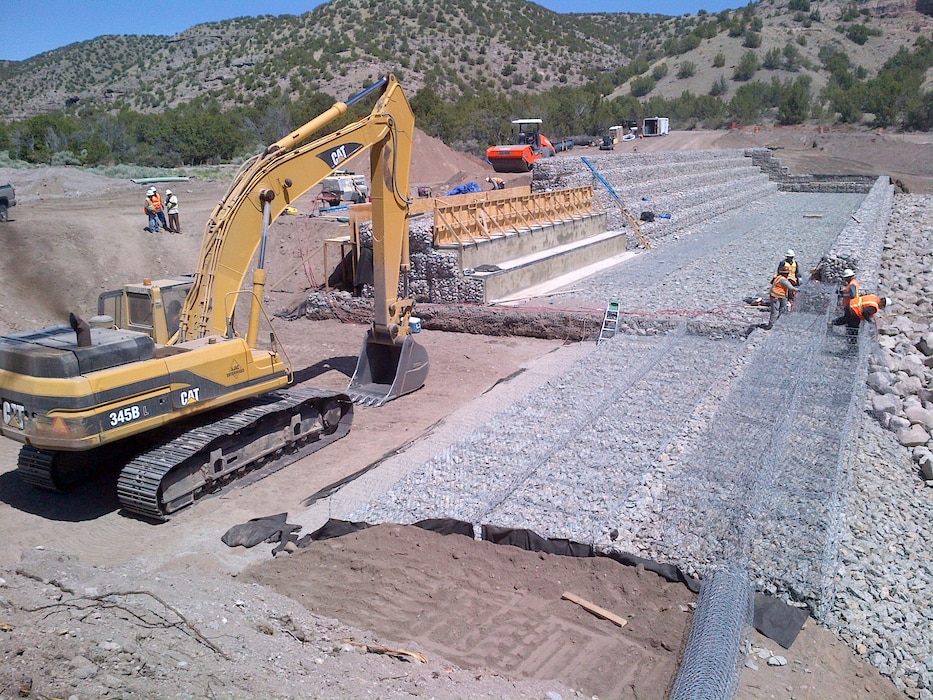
[116,386,352,520]
[17,447,61,491]
[17,443,129,492]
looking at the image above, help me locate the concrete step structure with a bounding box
[403,150,781,305]
[535,149,778,243]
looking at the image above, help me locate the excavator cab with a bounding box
[97,276,194,345]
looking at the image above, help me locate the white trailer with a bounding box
[642,117,669,136]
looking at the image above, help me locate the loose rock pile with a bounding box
[863,194,933,474]
[818,196,933,695]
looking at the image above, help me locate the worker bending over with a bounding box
[762,270,799,330]
[833,293,888,342]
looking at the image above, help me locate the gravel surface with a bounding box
[345,179,933,694]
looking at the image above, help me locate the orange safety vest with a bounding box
[770,274,790,299]
[841,278,859,307]
[851,294,882,320]
[149,193,163,212]
[780,259,798,282]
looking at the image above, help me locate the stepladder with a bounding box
[598,300,621,344]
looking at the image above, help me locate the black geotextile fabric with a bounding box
[754,593,811,649]
[221,513,301,548]
[601,549,702,594]
[225,517,809,648]
[482,524,595,558]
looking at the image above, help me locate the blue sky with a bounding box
[2,0,740,62]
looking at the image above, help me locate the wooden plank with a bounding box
[561,592,628,628]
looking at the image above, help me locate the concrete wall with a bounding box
[450,213,608,271]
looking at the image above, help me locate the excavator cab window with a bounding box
[98,289,125,327]
[162,287,187,338]
[126,291,154,332]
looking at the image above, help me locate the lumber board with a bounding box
[561,591,628,628]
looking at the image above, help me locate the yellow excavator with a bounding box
[0,74,428,520]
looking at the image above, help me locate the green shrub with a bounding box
[709,75,729,96]
[630,75,657,97]
[733,51,761,81]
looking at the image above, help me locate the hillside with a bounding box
[610,0,933,104]
[0,0,930,121]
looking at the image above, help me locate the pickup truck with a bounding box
[0,183,15,222]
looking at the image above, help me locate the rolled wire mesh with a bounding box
[669,564,754,700]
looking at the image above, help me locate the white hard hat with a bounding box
[147,187,155,194]
[785,249,795,257]
[485,177,491,182]
[165,189,172,195]
[843,268,855,278]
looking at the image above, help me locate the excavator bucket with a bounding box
[347,333,429,407]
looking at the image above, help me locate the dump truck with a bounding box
[0,74,428,520]
[486,119,556,173]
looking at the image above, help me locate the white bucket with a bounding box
[409,316,422,333]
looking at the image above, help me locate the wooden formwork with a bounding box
[345,185,600,249]
[431,186,600,247]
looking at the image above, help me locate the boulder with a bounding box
[898,424,930,448]
[916,332,933,357]
[867,371,893,395]
[871,394,900,416]
[904,405,933,431]
[894,375,924,397]
[919,452,933,481]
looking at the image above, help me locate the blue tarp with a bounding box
[444,182,482,196]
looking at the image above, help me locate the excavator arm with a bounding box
[179,74,411,344]
[177,73,427,405]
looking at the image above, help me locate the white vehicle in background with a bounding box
[642,117,670,136]
[320,171,369,206]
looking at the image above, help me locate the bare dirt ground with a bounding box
[1,127,925,699]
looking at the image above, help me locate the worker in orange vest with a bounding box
[143,189,159,232]
[833,293,888,342]
[838,268,859,311]
[777,249,799,284]
[762,270,799,330]
[147,187,167,231]
[777,249,799,309]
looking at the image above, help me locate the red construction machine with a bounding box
[486,119,556,173]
